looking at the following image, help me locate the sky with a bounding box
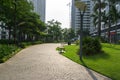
[46,0,71,28]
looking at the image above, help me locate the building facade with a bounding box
[0,22,9,39]
[30,0,46,22]
[90,1,120,42]
[104,1,120,42]
[71,0,94,34]
[71,0,120,42]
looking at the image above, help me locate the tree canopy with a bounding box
[0,0,46,43]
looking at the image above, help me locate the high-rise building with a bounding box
[29,0,46,22]
[71,0,94,34]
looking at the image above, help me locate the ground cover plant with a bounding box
[0,40,42,63]
[0,44,19,63]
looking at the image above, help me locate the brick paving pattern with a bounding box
[0,43,111,80]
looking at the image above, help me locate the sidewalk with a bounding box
[0,43,111,80]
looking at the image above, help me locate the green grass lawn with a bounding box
[62,43,120,80]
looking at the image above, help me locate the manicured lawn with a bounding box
[62,43,120,80]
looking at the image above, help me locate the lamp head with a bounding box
[75,1,87,11]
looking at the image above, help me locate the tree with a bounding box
[62,28,69,42]
[46,19,62,42]
[0,0,15,41]
[107,0,120,43]
[91,11,99,28]
[92,0,102,38]
[0,0,46,43]
[62,28,76,42]
[17,12,46,41]
[92,0,106,38]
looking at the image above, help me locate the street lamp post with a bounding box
[108,1,111,43]
[79,11,83,60]
[13,0,17,45]
[75,1,87,60]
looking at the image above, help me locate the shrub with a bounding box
[0,39,15,44]
[75,40,80,45]
[56,47,65,53]
[0,45,18,63]
[82,37,102,55]
[0,41,42,63]
[100,37,108,43]
[118,40,120,44]
[19,41,42,48]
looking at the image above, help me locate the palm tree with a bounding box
[92,0,106,38]
[98,0,102,38]
[107,0,120,43]
[92,0,107,38]
[91,10,99,29]
[101,11,108,28]
[92,0,120,43]
[92,0,102,38]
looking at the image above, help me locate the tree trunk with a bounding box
[8,26,11,41]
[108,20,111,43]
[98,0,101,38]
[115,21,117,43]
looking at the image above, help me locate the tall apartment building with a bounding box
[71,0,94,34]
[29,0,46,22]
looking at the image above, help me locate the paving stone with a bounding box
[0,43,111,80]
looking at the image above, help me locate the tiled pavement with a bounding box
[0,43,111,80]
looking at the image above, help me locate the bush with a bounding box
[118,40,120,44]
[0,41,42,63]
[100,37,108,43]
[0,45,19,63]
[75,40,80,45]
[0,39,15,44]
[19,41,42,48]
[82,37,102,55]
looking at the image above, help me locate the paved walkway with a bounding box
[0,43,111,80]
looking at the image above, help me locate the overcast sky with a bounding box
[46,0,71,28]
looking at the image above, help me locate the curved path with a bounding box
[0,43,111,80]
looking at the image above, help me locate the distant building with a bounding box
[71,0,94,34]
[29,0,46,22]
